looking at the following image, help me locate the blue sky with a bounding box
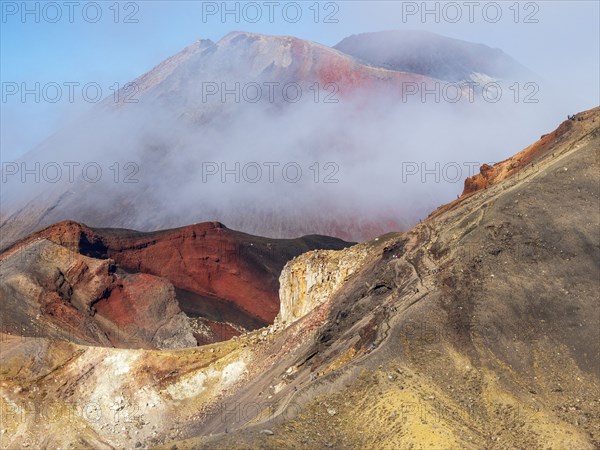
[1,1,599,161]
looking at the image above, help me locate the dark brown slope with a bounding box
[0,221,352,347]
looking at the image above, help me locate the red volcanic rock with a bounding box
[95,273,195,349]
[428,107,598,221]
[281,35,431,97]
[463,163,495,194]
[97,223,281,325]
[2,221,351,345]
[462,115,581,196]
[0,239,196,349]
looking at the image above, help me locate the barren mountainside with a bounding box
[1,107,598,449]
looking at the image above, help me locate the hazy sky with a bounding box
[1,1,599,161]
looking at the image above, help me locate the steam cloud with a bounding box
[0,35,580,243]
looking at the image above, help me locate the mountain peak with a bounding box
[334,29,529,82]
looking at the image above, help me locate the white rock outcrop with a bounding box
[276,245,369,327]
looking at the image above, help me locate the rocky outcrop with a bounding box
[276,244,369,327]
[0,239,196,349]
[94,272,197,349]
[462,109,597,196]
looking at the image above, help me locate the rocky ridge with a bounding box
[276,244,370,326]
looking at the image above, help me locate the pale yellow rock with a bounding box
[276,244,369,327]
